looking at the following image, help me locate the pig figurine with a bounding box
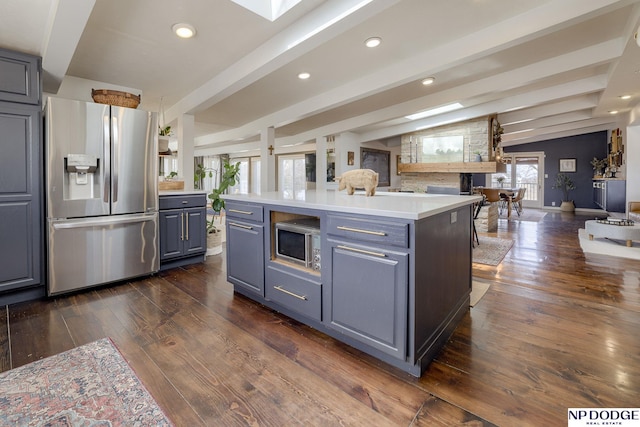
[336,169,379,196]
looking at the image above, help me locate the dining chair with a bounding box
[510,188,526,216]
[481,188,503,215]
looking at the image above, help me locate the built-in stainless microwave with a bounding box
[274,218,321,271]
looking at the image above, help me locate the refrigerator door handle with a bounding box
[103,111,111,204]
[52,214,156,229]
[112,115,119,203]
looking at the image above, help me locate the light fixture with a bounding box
[365,37,381,48]
[405,102,464,120]
[609,110,619,115]
[421,77,435,86]
[172,23,196,39]
[620,95,631,100]
[298,72,310,80]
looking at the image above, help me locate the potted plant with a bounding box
[158,125,172,153]
[552,173,576,212]
[194,163,217,190]
[590,157,607,178]
[496,175,506,188]
[206,160,240,255]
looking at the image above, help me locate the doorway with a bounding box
[489,152,544,209]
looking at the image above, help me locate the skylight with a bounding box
[405,103,464,121]
[230,0,302,21]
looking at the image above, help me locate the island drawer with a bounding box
[226,201,264,222]
[266,265,321,322]
[327,215,409,248]
[159,194,206,210]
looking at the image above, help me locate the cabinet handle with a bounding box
[229,222,253,230]
[185,213,189,240]
[337,226,386,236]
[337,245,386,258]
[274,285,307,301]
[229,209,253,215]
[180,212,184,241]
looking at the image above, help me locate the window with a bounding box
[251,158,261,194]
[278,154,307,198]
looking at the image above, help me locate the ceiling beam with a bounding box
[41,0,95,93]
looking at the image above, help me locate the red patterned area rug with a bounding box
[0,338,174,426]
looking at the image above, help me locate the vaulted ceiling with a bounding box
[2,0,639,154]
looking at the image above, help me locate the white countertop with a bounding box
[159,190,208,196]
[223,190,481,220]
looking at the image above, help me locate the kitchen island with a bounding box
[223,190,481,376]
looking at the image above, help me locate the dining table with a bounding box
[476,187,519,219]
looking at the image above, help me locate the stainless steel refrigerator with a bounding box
[45,97,159,295]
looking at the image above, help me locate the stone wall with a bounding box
[475,202,498,233]
[399,116,492,192]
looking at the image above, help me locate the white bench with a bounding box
[585,220,640,247]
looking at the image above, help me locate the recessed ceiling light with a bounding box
[620,95,631,100]
[609,110,618,115]
[298,72,310,80]
[422,77,435,86]
[365,37,382,48]
[172,23,196,38]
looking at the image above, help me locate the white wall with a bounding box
[626,107,640,209]
[44,76,144,107]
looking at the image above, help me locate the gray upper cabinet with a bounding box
[0,48,41,105]
[0,49,43,301]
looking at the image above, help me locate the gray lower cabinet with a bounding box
[226,201,264,295]
[159,194,206,270]
[328,240,408,359]
[265,264,321,321]
[593,179,626,213]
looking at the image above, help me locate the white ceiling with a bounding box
[2,0,640,154]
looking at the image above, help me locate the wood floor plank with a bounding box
[0,305,8,371]
[140,273,432,425]
[2,210,639,426]
[54,280,206,426]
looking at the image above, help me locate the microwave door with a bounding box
[276,228,307,265]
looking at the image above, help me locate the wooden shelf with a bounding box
[398,161,506,174]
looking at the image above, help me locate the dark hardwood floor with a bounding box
[1,211,639,426]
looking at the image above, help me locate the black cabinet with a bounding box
[593,179,626,213]
[0,48,43,305]
[226,201,264,296]
[0,48,40,105]
[159,194,206,270]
